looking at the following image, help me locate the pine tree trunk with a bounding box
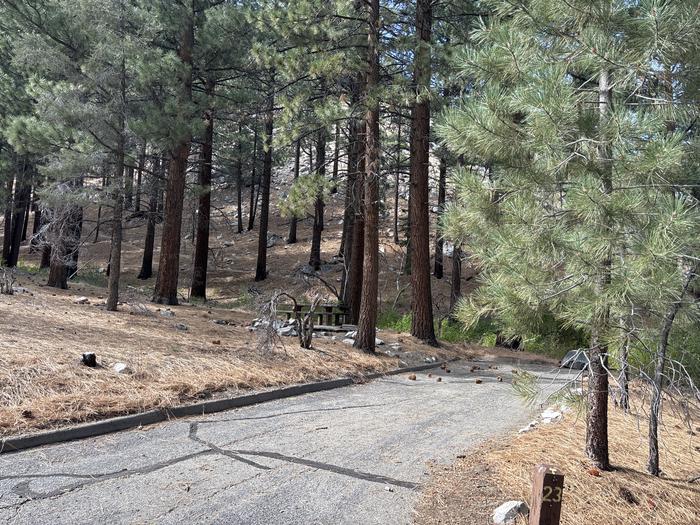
[247,127,259,231]
[586,69,613,471]
[433,157,447,279]
[354,0,380,353]
[331,122,340,194]
[254,86,275,282]
[138,155,162,280]
[346,118,365,322]
[152,11,193,305]
[66,179,83,279]
[288,138,300,244]
[190,79,215,300]
[2,175,13,264]
[124,165,134,210]
[449,245,462,317]
[30,197,41,252]
[106,47,128,312]
[339,123,357,259]
[134,143,146,213]
[7,160,31,268]
[309,129,326,271]
[393,116,401,244]
[409,0,437,345]
[236,124,244,234]
[648,267,695,476]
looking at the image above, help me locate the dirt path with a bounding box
[0,360,567,524]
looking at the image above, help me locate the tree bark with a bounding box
[254,85,275,282]
[409,0,437,345]
[309,129,326,270]
[449,245,462,317]
[648,267,695,476]
[2,174,13,264]
[354,0,380,353]
[190,79,215,300]
[331,122,340,193]
[288,138,300,244]
[6,161,31,267]
[236,124,244,234]
[134,142,146,212]
[106,47,128,312]
[152,9,193,305]
[247,126,259,231]
[434,156,447,278]
[586,69,613,471]
[138,155,162,280]
[346,116,365,322]
[393,116,402,244]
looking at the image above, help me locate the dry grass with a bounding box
[0,174,474,437]
[416,399,700,525]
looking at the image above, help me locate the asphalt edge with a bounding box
[0,361,445,454]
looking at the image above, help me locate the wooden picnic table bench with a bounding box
[277,303,350,327]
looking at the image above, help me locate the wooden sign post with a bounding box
[529,464,564,525]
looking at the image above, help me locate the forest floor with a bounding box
[415,391,700,525]
[0,172,480,437]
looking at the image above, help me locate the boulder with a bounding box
[74,296,90,305]
[113,362,130,374]
[342,338,355,345]
[277,325,298,337]
[160,310,175,318]
[175,323,189,331]
[492,501,529,525]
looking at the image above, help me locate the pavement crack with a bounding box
[232,449,420,490]
[5,449,214,502]
[188,422,270,471]
[194,403,386,424]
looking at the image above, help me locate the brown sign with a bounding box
[529,464,564,525]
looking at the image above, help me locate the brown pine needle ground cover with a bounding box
[0,277,466,437]
[416,397,700,525]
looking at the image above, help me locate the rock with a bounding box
[113,362,130,374]
[408,374,417,381]
[175,323,189,331]
[74,296,90,305]
[475,378,482,384]
[342,338,355,345]
[211,340,221,345]
[375,338,384,346]
[436,377,442,382]
[266,233,283,248]
[223,241,234,247]
[81,352,97,367]
[541,408,562,423]
[492,501,529,525]
[12,287,29,294]
[518,421,538,433]
[345,331,357,338]
[160,310,175,318]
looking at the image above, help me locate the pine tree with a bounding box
[440,0,700,470]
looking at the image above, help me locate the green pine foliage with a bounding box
[439,1,700,365]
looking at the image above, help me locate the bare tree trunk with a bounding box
[134,142,146,212]
[247,126,259,231]
[309,129,326,270]
[2,175,13,264]
[434,156,447,279]
[7,160,31,267]
[106,46,128,312]
[190,79,215,300]
[331,122,340,194]
[648,267,695,476]
[254,84,275,282]
[288,138,300,244]
[393,116,401,244]
[354,0,380,353]
[138,155,162,280]
[449,245,462,317]
[236,124,244,234]
[124,165,134,210]
[409,0,437,345]
[153,8,193,305]
[346,119,365,322]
